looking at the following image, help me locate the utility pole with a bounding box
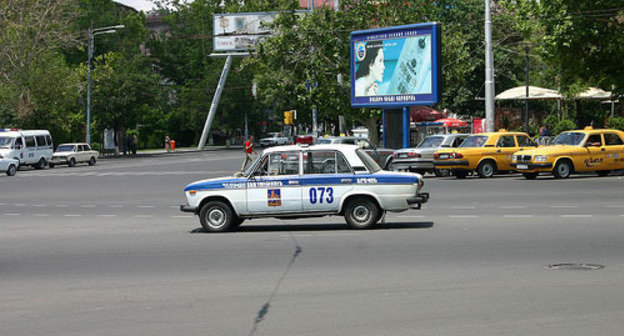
[85,25,125,145]
[198,55,233,149]
[484,0,495,132]
[524,45,530,133]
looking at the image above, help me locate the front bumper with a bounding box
[433,160,470,167]
[180,205,197,213]
[511,162,553,171]
[407,192,430,210]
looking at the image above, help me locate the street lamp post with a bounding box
[86,25,125,145]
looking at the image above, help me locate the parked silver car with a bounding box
[259,132,291,147]
[390,133,469,176]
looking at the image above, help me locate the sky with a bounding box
[114,0,158,12]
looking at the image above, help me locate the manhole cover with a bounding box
[547,263,604,270]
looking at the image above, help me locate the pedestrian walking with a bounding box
[164,135,171,152]
[130,134,138,155]
[241,135,256,171]
[539,125,550,137]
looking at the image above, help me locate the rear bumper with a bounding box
[180,205,197,213]
[391,160,434,170]
[407,192,430,210]
[434,160,469,167]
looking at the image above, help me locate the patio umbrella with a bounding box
[495,86,562,100]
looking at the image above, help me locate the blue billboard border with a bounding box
[349,22,441,108]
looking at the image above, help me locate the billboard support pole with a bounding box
[484,0,496,132]
[402,106,410,148]
[198,55,233,150]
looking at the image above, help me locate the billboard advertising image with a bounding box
[350,23,441,108]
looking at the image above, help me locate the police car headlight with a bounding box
[534,155,547,162]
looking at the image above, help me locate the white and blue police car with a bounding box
[180,144,429,232]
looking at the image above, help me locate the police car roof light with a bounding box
[0,128,20,132]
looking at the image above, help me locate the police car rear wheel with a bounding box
[89,157,96,166]
[6,164,16,176]
[199,201,234,232]
[344,197,379,230]
[68,158,76,167]
[35,158,46,170]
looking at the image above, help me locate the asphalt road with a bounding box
[1,150,624,336]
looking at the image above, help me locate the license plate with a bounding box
[517,164,528,170]
[438,154,449,159]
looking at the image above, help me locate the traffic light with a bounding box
[284,110,294,125]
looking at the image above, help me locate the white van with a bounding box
[0,129,54,169]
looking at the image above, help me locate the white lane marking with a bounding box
[64,214,82,217]
[0,203,4,206]
[605,205,624,208]
[137,205,155,208]
[503,215,534,218]
[14,203,26,207]
[449,215,478,218]
[4,213,20,216]
[549,205,579,209]
[171,215,194,218]
[80,205,96,208]
[450,206,476,210]
[109,205,123,208]
[97,215,117,217]
[561,215,593,218]
[55,204,69,207]
[34,204,46,207]
[498,206,527,209]
[134,215,155,218]
[33,214,50,217]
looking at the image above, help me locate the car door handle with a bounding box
[288,180,299,185]
[341,178,352,184]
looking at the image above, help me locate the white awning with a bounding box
[576,87,612,100]
[495,86,562,101]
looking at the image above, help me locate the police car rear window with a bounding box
[356,149,381,173]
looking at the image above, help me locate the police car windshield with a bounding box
[56,145,75,152]
[356,149,381,173]
[459,135,488,148]
[0,136,14,148]
[554,132,585,146]
[243,155,263,177]
[418,136,444,148]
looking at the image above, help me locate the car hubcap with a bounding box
[207,208,226,227]
[353,205,370,222]
[559,165,568,176]
[483,165,493,176]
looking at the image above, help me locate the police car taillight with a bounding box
[408,153,421,158]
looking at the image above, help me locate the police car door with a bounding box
[246,151,302,213]
[301,150,354,212]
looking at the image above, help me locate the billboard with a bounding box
[350,23,441,108]
[213,12,276,52]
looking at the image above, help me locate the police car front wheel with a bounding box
[344,197,380,230]
[199,201,235,232]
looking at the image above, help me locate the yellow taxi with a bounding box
[433,130,537,179]
[511,127,624,179]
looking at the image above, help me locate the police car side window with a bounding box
[25,136,35,148]
[267,152,299,176]
[36,135,46,147]
[336,153,353,173]
[304,151,337,174]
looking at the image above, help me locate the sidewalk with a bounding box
[100,145,243,159]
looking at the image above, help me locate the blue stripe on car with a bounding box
[185,174,418,191]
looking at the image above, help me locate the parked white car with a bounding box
[259,132,291,147]
[49,143,99,168]
[180,144,429,232]
[0,129,53,169]
[0,155,19,176]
